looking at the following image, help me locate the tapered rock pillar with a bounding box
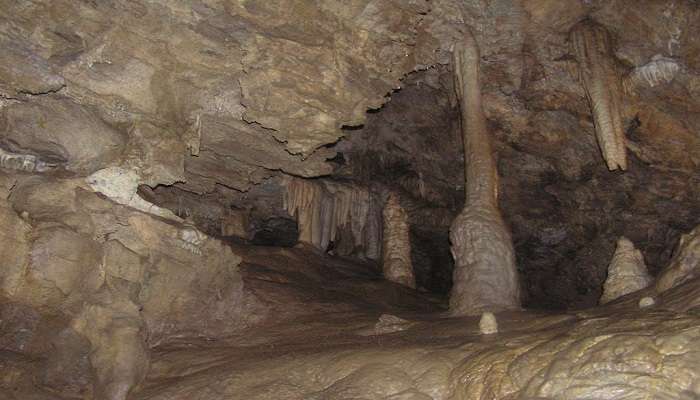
[381,193,415,288]
[599,237,651,304]
[449,31,520,316]
[570,20,627,171]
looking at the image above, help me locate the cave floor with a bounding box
[128,246,700,400]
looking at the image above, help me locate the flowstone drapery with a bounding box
[381,193,415,288]
[570,20,627,171]
[448,31,521,316]
[283,178,381,260]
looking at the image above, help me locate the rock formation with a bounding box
[283,178,381,259]
[0,1,699,399]
[624,54,681,91]
[479,312,498,335]
[656,224,700,293]
[570,20,628,171]
[599,237,652,304]
[638,296,655,308]
[381,193,416,288]
[449,30,521,315]
[0,176,256,397]
[86,167,181,222]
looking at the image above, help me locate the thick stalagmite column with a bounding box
[381,193,416,288]
[570,20,627,171]
[449,31,521,316]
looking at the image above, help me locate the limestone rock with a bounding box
[0,34,65,96]
[71,290,149,400]
[0,1,699,400]
[382,193,416,288]
[0,200,31,298]
[2,224,104,310]
[657,225,700,293]
[600,237,652,304]
[1,177,253,397]
[86,167,181,222]
[0,97,125,173]
[121,121,186,188]
[221,209,250,239]
[38,328,93,398]
[0,0,436,193]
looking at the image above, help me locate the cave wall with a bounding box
[336,0,700,309]
[1,0,699,317]
[1,0,700,398]
[0,0,443,195]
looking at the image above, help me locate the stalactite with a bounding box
[448,30,521,316]
[599,237,652,304]
[0,147,57,172]
[283,178,381,260]
[570,20,627,171]
[623,54,680,92]
[381,193,415,288]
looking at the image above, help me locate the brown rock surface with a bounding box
[382,193,416,288]
[0,0,699,399]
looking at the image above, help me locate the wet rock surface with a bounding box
[121,248,700,400]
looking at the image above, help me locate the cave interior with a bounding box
[0,1,699,399]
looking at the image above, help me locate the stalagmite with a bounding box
[639,296,656,308]
[479,312,498,335]
[283,178,381,260]
[570,20,628,171]
[448,30,521,316]
[599,237,652,304]
[381,193,415,288]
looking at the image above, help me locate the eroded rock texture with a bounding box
[381,193,415,288]
[0,176,259,398]
[1,0,700,399]
[449,31,520,315]
[656,224,700,293]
